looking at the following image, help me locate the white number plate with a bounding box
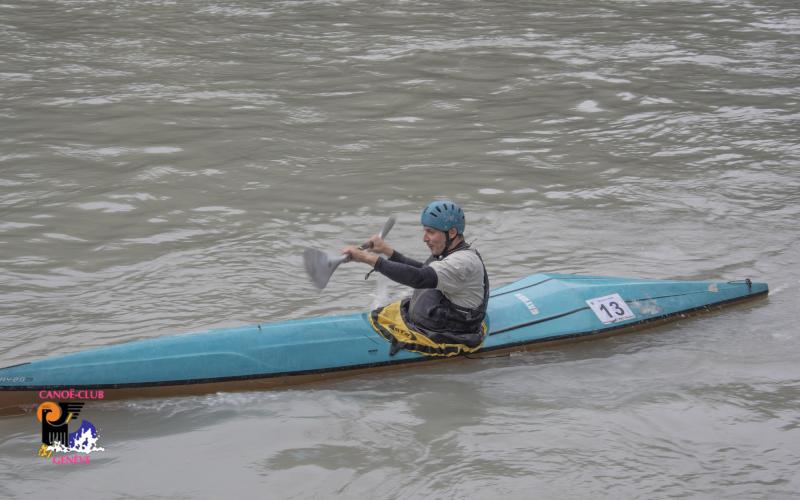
[586,293,635,324]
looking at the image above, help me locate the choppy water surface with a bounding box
[1,0,798,498]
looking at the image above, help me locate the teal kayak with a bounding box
[0,273,767,413]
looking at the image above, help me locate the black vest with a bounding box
[401,245,489,347]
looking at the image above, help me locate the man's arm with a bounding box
[388,250,425,268]
[342,242,433,288]
[375,257,437,289]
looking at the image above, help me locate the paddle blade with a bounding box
[303,248,345,290]
[379,215,396,239]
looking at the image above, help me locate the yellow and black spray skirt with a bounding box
[369,301,487,357]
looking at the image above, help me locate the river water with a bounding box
[1,0,798,498]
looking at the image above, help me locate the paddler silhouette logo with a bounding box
[36,401,104,459]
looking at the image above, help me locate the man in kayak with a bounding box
[343,200,489,348]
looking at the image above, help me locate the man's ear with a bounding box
[449,228,458,240]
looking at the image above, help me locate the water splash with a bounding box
[370,275,394,309]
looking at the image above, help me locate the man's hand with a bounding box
[341,245,379,267]
[365,235,394,257]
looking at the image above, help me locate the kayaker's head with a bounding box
[420,199,465,257]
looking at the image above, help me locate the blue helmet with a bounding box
[420,200,465,234]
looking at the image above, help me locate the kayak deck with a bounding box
[0,273,768,414]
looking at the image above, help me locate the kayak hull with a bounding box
[0,273,768,414]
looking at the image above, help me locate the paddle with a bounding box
[303,215,396,290]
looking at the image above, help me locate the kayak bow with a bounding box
[0,273,768,414]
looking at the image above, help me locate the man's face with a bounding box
[423,226,456,256]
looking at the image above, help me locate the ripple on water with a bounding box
[75,201,137,213]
